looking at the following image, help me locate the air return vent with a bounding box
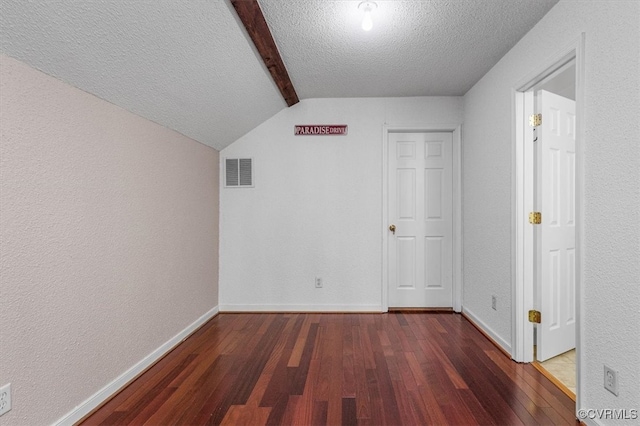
[225,158,253,187]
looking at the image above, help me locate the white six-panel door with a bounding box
[388,132,453,307]
[536,90,577,361]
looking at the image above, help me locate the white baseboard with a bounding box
[53,305,219,426]
[219,304,383,313]
[461,306,512,355]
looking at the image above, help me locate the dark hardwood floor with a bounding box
[81,312,578,425]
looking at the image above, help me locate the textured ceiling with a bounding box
[260,0,559,98]
[1,0,559,150]
[0,0,285,150]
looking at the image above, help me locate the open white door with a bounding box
[388,132,453,308]
[536,90,576,361]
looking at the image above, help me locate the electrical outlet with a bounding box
[0,383,11,417]
[315,277,323,288]
[491,295,497,310]
[604,365,619,396]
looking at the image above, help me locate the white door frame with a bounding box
[382,124,463,312]
[511,34,585,403]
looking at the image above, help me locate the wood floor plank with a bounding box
[349,324,372,420]
[373,352,403,424]
[326,320,345,426]
[390,377,420,425]
[113,354,197,424]
[125,387,177,426]
[364,367,386,424]
[188,358,242,424]
[461,348,553,424]
[483,350,563,424]
[290,323,318,395]
[279,394,301,426]
[456,388,497,426]
[156,354,235,425]
[311,400,328,425]
[287,315,312,367]
[291,356,321,426]
[264,393,289,426]
[259,320,300,407]
[219,403,271,426]
[82,312,577,426]
[341,397,357,426]
[442,343,529,425]
[413,385,450,425]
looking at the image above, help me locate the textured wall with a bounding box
[220,97,463,311]
[463,0,639,421]
[0,55,219,425]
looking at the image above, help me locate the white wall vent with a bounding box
[225,158,253,187]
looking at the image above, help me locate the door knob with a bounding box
[389,224,396,234]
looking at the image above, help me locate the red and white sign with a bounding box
[294,125,348,136]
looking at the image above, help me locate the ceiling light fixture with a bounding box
[358,1,377,32]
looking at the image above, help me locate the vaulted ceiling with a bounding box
[0,0,558,150]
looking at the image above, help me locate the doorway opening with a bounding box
[511,34,585,410]
[532,66,577,397]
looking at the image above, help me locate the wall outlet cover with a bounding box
[0,383,11,416]
[604,365,619,396]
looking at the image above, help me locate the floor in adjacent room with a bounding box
[539,349,576,395]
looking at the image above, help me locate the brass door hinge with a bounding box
[529,114,542,127]
[529,212,542,224]
[528,310,541,324]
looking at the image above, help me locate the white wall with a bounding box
[220,97,463,311]
[463,0,639,422]
[0,55,220,425]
